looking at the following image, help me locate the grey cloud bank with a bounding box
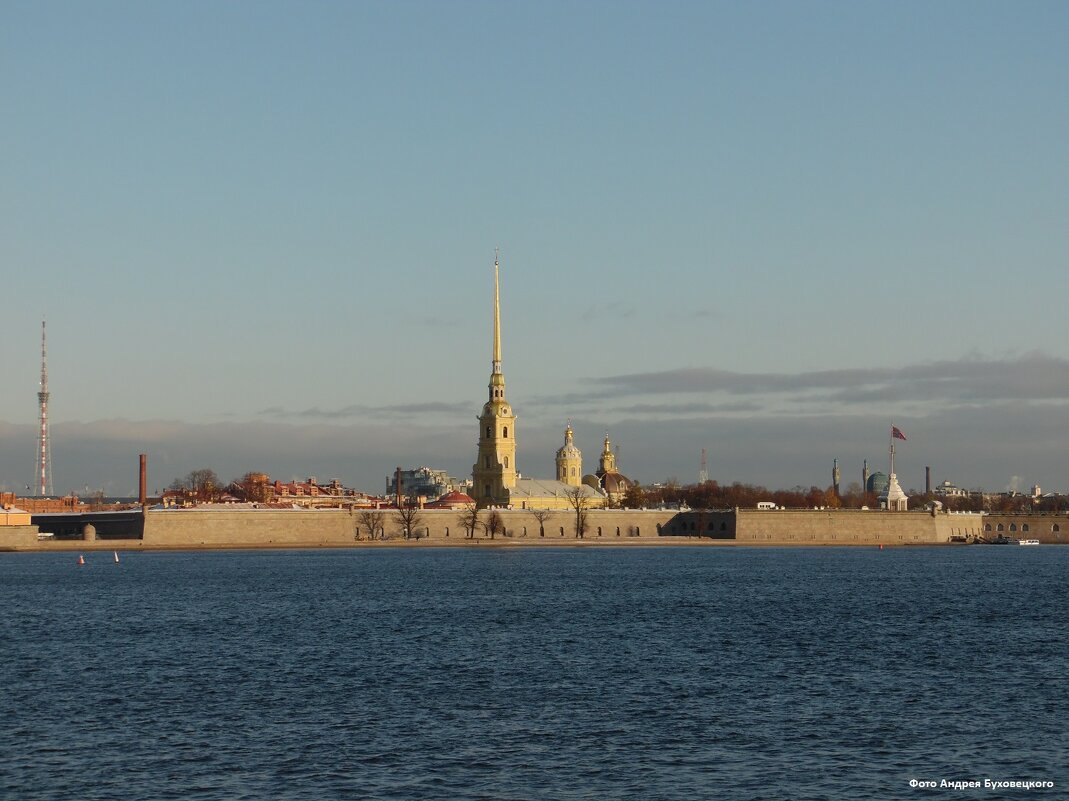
[1,353,1065,497]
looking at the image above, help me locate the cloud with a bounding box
[257,401,471,420]
[581,353,1069,409]
[581,301,637,322]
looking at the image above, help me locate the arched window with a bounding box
[1053,524,1061,533]
[504,456,509,468]
[503,427,508,438]
[984,523,992,532]
[616,526,621,536]
[635,526,640,536]
[1022,524,1029,532]
[1010,523,1017,532]
[559,526,565,536]
[996,524,1004,532]
[444,527,449,537]
[486,426,491,438]
[570,467,575,477]
[522,526,527,536]
[597,526,602,536]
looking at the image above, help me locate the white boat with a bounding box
[1018,539,1040,546]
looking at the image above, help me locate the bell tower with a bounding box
[472,252,517,506]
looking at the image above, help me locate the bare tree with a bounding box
[170,468,222,503]
[357,509,386,540]
[457,504,481,539]
[483,510,504,540]
[530,509,551,538]
[565,487,591,539]
[394,503,423,540]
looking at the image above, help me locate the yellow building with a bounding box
[471,256,605,511]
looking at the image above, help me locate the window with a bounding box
[1022,524,1030,532]
[504,456,509,468]
[503,427,508,438]
[996,524,1004,532]
[444,527,449,537]
[570,467,575,477]
[984,523,992,532]
[486,426,491,438]
[1054,524,1061,533]
[616,526,621,536]
[597,526,602,536]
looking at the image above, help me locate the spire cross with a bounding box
[492,252,502,374]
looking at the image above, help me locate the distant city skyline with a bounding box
[2,2,1067,495]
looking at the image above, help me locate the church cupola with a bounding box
[598,433,617,476]
[555,424,582,486]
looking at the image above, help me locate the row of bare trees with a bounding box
[352,486,596,541]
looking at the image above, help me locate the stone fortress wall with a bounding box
[3,507,991,550]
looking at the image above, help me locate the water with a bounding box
[1,546,1065,800]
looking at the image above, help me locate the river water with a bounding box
[1,546,1065,800]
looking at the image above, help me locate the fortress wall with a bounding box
[144,509,358,547]
[733,509,982,544]
[142,508,680,546]
[981,514,1069,543]
[131,508,985,549]
[0,525,41,550]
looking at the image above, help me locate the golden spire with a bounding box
[492,249,501,374]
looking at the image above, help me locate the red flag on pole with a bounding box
[892,426,906,441]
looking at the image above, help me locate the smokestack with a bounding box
[395,466,403,508]
[925,465,931,495]
[139,454,147,505]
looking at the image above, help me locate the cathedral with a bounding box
[471,256,630,510]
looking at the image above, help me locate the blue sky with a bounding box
[2,1,1068,496]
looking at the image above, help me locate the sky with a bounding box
[2,1,1068,497]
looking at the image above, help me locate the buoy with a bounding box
[77,554,85,565]
[113,551,119,563]
[879,544,884,550]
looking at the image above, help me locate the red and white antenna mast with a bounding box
[36,320,53,496]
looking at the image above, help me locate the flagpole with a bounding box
[889,422,895,477]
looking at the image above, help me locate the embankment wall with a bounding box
[732,509,981,544]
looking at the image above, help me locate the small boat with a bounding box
[77,554,85,566]
[1018,539,1040,546]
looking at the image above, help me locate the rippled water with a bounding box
[1,546,1065,800]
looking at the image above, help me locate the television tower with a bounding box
[36,320,53,497]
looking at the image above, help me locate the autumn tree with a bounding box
[622,482,648,509]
